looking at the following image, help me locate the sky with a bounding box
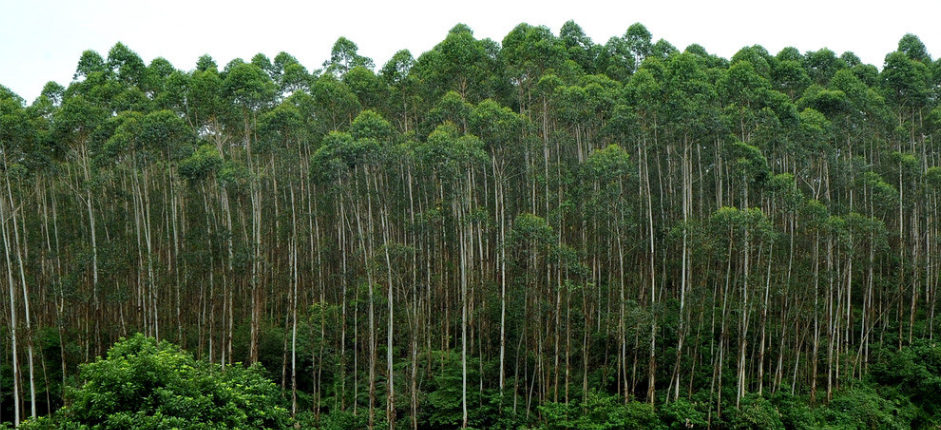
[1,0,939,104]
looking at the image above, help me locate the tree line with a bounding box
[1,21,941,429]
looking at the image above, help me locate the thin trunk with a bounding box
[0,166,21,427]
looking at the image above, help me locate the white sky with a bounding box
[1,0,939,104]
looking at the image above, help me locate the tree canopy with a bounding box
[1,24,941,430]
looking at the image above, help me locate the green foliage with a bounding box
[222,61,276,112]
[418,351,506,430]
[8,19,941,430]
[657,398,708,430]
[538,391,662,430]
[418,122,486,179]
[724,140,769,188]
[21,334,290,429]
[814,384,911,430]
[179,144,223,183]
[350,109,393,142]
[74,50,107,80]
[722,394,784,430]
[310,130,380,182]
[323,37,374,76]
[107,43,147,86]
[586,144,631,183]
[869,342,941,428]
[309,73,361,131]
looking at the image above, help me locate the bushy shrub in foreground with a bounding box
[20,334,291,430]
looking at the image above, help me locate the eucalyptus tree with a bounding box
[25,83,77,411]
[559,20,596,74]
[381,50,418,134]
[140,109,193,343]
[258,100,308,416]
[251,53,276,79]
[73,50,107,81]
[142,57,178,103]
[720,60,771,145]
[100,111,153,338]
[0,90,40,424]
[52,92,108,360]
[803,48,847,86]
[416,122,486,428]
[886,150,921,346]
[272,52,300,75]
[924,166,941,342]
[623,60,668,404]
[796,198,829,404]
[279,61,310,96]
[624,23,653,66]
[723,141,770,406]
[349,109,397,429]
[506,212,555,411]
[582,144,634,404]
[651,39,678,59]
[762,173,803,394]
[660,51,718,402]
[554,73,620,162]
[179,142,224,362]
[880,42,933,334]
[186,56,226,132]
[222,60,276,363]
[426,91,473,136]
[183,58,245,364]
[708,206,773,409]
[309,73,361,134]
[106,42,147,87]
[310,131,361,413]
[344,66,388,113]
[414,24,495,103]
[324,37,375,76]
[501,23,566,115]
[772,48,811,100]
[469,99,523,400]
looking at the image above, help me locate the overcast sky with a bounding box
[1,0,939,103]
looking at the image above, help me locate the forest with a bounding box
[1,20,941,429]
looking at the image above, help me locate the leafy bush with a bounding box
[869,341,941,428]
[657,397,708,430]
[723,394,784,430]
[814,383,909,430]
[538,390,662,430]
[20,334,291,430]
[766,388,814,430]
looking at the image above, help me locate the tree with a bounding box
[324,37,375,76]
[381,50,418,133]
[415,24,493,102]
[309,73,361,133]
[73,50,107,81]
[106,42,147,86]
[624,23,653,66]
[501,23,566,112]
[559,20,595,73]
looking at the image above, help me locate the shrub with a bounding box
[21,334,291,430]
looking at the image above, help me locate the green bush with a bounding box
[723,394,784,430]
[766,388,814,430]
[814,383,909,430]
[20,334,291,430]
[869,341,941,428]
[538,390,662,430]
[657,397,708,430]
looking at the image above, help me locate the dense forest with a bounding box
[1,20,941,429]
